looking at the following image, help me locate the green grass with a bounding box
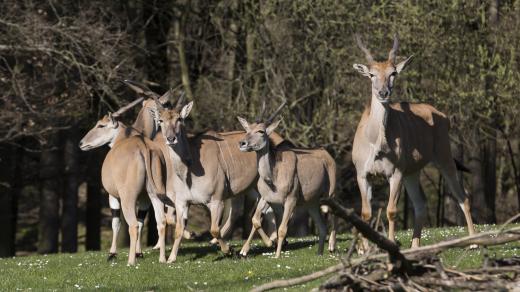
[1,225,519,291]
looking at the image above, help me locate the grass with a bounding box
[1,225,519,291]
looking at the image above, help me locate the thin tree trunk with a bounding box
[172,2,193,100]
[38,135,62,254]
[61,129,79,252]
[147,208,158,246]
[86,151,102,251]
[144,0,171,87]
[0,145,21,257]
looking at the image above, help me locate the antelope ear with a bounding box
[107,112,117,127]
[266,119,281,135]
[236,116,250,132]
[180,101,193,119]
[353,64,371,77]
[396,55,414,73]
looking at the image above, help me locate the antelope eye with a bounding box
[98,124,105,128]
[257,130,265,134]
[368,73,375,78]
[390,71,397,77]
[158,119,164,123]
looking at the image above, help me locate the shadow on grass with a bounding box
[146,236,351,262]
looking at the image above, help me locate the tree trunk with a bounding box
[147,208,158,246]
[444,142,465,226]
[38,135,62,254]
[61,129,79,253]
[0,145,21,257]
[86,151,102,251]
[144,0,172,87]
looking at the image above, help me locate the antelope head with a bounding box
[79,96,143,150]
[237,99,286,152]
[352,34,413,104]
[79,113,120,150]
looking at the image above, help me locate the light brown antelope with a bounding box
[79,98,152,260]
[148,92,286,263]
[351,34,476,250]
[80,97,170,265]
[124,81,278,248]
[237,100,337,257]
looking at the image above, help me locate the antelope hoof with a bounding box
[183,231,193,240]
[469,244,478,250]
[167,257,176,264]
[152,244,160,250]
[136,253,144,258]
[159,257,167,263]
[107,253,117,261]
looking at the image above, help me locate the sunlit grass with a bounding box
[0,224,518,291]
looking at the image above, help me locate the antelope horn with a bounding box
[388,33,399,63]
[112,96,145,118]
[122,79,161,99]
[266,97,287,124]
[175,91,186,110]
[255,99,267,123]
[156,88,175,107]
[354,34,374,64]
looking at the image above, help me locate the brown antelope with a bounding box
[237,100,337,258]
[124,81,278,248]
[147,92,286,263]
[79,97,170,265]
[79,98,152,260]
[351,34,476,250]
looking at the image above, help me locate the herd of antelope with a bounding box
[79,35,477,265]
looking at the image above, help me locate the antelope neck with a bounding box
[256,140,275,187]
[365,92,389,149]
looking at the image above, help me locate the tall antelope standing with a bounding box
[79,97,170,265]
[351,34,476,249]
[150,93,285,263]
[237,100,337,258]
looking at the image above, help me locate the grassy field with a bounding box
[1,225,519,291]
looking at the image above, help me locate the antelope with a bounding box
[351,34,476,250]
[124,81,279,248]
[79,96,170,265]
[237,99,337,258]
[148,92,286,263]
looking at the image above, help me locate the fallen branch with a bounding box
[321,198,410,272]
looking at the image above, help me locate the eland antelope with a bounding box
[351,34,476,250]
[237,99,337,257]
[80,97,170,265]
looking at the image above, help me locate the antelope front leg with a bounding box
[356,175,372,254]
[387,171,403,242]
[208,200,230,254]
[240,199,269,256]
[275,197,297,258]
[168,200,188,263]
[108,195,121,260]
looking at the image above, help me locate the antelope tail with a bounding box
[141,143,167,199]
[324,152,337,199]
[454,158,470,173]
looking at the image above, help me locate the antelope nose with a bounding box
[167,136,175,142]
[78,141,83,147]
[378,90,387,97]
[239,140,247,147]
